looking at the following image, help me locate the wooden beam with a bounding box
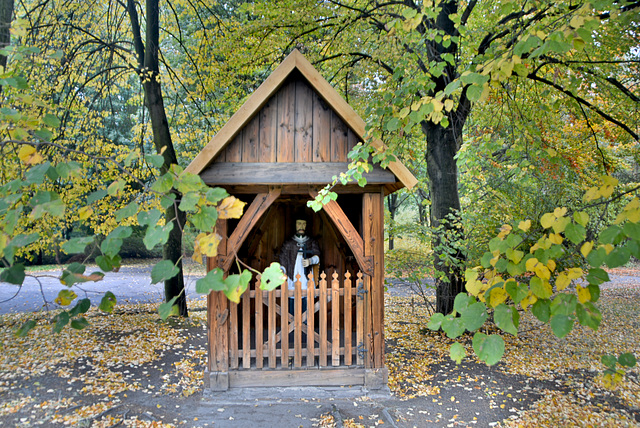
[200,162,396,186]
[363,191,385,369]
[228,368,365,388]
[217,184,387,195]
[222,187,281,272]
[309,190,373,276]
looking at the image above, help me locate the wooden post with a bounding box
[319,272,328,367]
[331,272,340,366]
[363,192,385,368]
[242,288,251,369]
[344,271,352,366]
[206,220,229,391]
[356,272,364,366]
[307,274,315,368]
[281,283,289,367]
[229,300,239,369]
[255,280,264,369]
[294,277,303,368]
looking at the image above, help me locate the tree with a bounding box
[245,0,640,314]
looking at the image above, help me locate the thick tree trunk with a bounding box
[129,0,188,316]
[423,121,465,315]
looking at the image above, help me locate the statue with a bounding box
[279,216,320,314]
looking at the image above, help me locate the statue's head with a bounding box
[295,219,307,236]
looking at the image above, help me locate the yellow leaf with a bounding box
[489,286,508,307]
[602,244,614,255]
[506,248,523,264]
[627,209,640,223]
[78,206,93,221]
[218,196,246,219]
[525,258,539,272]
[581,242,593,257]
[444,99,454,112]
[553,207,567,218]
[225,286,243,304]
[573,211,590,226]
[489,254,500,267]
[567,268,583,280]
[198,232,220,258]
[546,259,556,272]
[466,279,483,297]
[556,273,571,291]
[518,220,531,232]
[520,293,537,311]
[576,285,591,303]
[583,186,600,202]
[498,224,512,238]
[548,233,563,245]
[540,213,555,229]
[601,175,619,187]
[54,290,77,306]
[552,217,571,234]
[18,145,44,165]
[623,197,640,211]
[534,264,550,280]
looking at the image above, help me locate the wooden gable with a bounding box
[186,50,417,193]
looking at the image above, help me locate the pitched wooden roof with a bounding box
[186,49,417,190]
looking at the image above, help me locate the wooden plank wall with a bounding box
[215,76,360,164]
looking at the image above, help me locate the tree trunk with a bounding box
[128,0,188,316]
[386,193,397,250]
[0,0,14,96]
[423,121,465,315]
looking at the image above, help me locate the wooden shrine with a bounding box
[185,50,417,391]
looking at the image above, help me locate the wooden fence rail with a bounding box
[226,271,370,370]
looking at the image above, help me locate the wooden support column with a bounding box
[363,192,384,369]
[205,220,229,391]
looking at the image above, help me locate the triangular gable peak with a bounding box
[186,50,417,192]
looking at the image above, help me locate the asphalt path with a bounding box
[0,266,637,315]
[0,265,205,315]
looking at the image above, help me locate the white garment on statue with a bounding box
[287,253,319,290]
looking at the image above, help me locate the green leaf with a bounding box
[494,304,519,336]
[24,162,49,184]
[605,247,630,269]
[260,263,287,291]
[550,314,574,338]
[460,302,488,332]
[61,237,93,254]
[151,173,174,193]
[95,255,121,272]
[505,281,528,304]
[618,353,637,368]
[179,192,200,212]
[450,342,466,364]
[441,315,465,339]
[576,302,601,330]
[530,277,551,299]
[137,209,163,226]
[0,264,25,285]
[151,260,179,284]
[472,333,505,366]
[453,293,474,313]
[599,225,623,245]
[224,270,252,303]
[623,222,640,240]
[34,129,52,141]
[52,311,70,333]
[565,222,586,244]
[42,113,61,128]
[55,289,77,306]
[99,291,117,313]
[191,206,218,231]
[87,188,108,204]
[145,154,165,168]
[550,293,577,317]
[466,84,484,102]
[115,202,138,222]
[143,223,174,250]
[68,298,91,317]
[586,268,609,286]
[586,246,607,267]
[16,320,37,337]
[588,284,600,302]
[531,299,550,323]
[158,296,179,320]
[601,354,617,369]
[386,117,400,132]
[427,313,445,330]
[175,173,204,194]
[70,317,89,330]
[195,268,227,294]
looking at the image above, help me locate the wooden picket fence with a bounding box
[227,271,371,370]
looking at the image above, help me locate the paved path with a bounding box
[0,265,204,315]
[1,266,637,315]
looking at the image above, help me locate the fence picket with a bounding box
[294,276,302,367]
[356,272,364,366]
[319,272,327,367]
[307,275,315,367]
[268,289,276,368]
[332,272,340,366]
[242,289,250,368]
[344,271,352,366]
[229,300,239,369]
[281,283,289,368]
[255,280,264,369]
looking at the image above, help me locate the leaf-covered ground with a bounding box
[1,278,639,427]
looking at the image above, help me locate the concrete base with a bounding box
[364,367,389,391]
[204,369,229,391]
